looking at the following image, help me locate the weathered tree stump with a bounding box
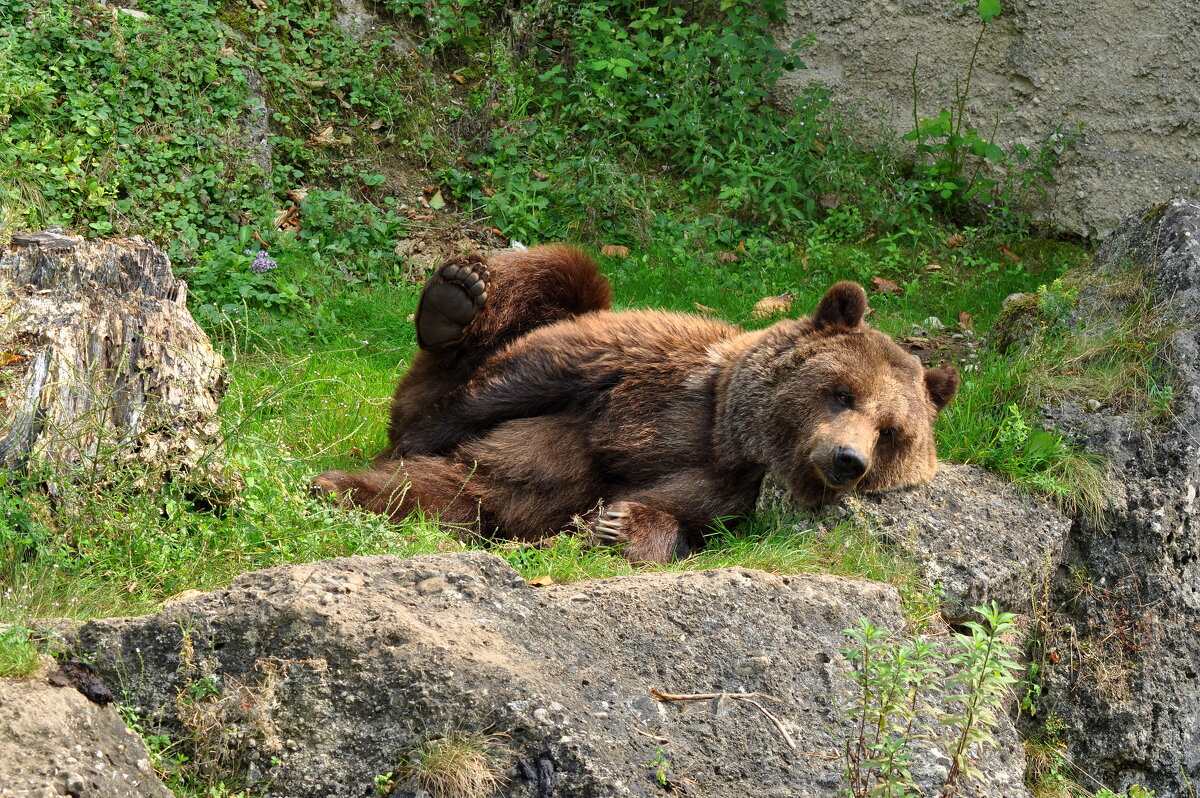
[0,229,228,494]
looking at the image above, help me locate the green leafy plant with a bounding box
[981,404,1079,494]
[0,0,408,280]
[940,603,1021,795]
[842,621,940,797]
[651,748,671,789]
[374,770,396,795]
[1095,787,1155,798]
[841,603,1022,798]
[434,0,860,241]
[904,0,1003,206]
[384,0,505,55]
[904,0,1075,215]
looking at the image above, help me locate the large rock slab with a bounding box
[71,552,1032,797]
[0,678,172,798]
[760,463,1072,621]
[775,1,1200,237]
[1034,198,1200,795]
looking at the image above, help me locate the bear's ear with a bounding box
[925,365,961,412]
[813,281,868,330]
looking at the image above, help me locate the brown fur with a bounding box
[314,246,959,563]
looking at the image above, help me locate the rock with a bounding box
[70,552,1032,797]
[334,0,381,41]
[0,679,172,798]
[759,463,1072,621]
[1035,198,1200,794]
[0,230,231,496]
[333,0,417,51]
[240,67,274,189]
[775,1,1200,237]
[989,291,1044,353]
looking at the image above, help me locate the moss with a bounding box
[988,292,1044,352]
[1140,199,1171,224]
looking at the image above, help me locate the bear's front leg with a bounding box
[591,501,693,564]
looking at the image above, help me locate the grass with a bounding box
[0,623,42,677]
[1017,270,1181,417]
[937,351,1108,521]
[396,732,508,798]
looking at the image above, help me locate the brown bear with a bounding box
[314,245,960,563]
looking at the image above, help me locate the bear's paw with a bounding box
[416,252,491,347]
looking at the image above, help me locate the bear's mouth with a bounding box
[787,463,855,505]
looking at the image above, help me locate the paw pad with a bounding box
[416,254,491,347]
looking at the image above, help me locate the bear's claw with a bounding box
[416,253,490,348]
[591,508,629,544]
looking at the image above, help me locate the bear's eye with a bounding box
[833,388,854,408]
[879,426,898,441]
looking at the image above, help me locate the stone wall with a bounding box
[775,0,1200,237]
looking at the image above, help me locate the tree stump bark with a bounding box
[0,229,228,495]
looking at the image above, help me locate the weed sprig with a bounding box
[841,603,1021,798]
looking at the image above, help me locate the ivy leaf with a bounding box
[977,0,1002,22]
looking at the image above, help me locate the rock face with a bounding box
[71,552,1031,798]
[775,1,1200,237]
[760,463,1072,621]
[0,678,172,798]
[0,230,227,490]
[1032,198,1200,795]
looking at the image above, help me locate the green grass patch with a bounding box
[1018,270,1180,417]
[0,623,42,677]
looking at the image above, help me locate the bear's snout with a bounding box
[829,445,870,486]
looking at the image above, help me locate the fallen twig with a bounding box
[730,695,799,752]
[631,726,670,744]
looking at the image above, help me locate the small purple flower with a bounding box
[250,249,278,274]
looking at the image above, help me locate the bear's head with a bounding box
[717,281,960,504]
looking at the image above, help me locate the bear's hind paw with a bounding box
[416,253,491,348]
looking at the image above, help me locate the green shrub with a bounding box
[842,603,1022,798]
[0,0,407,278]
[904,0,1077,217]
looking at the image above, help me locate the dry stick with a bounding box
[631,727,670,744]
[648,689,829,758]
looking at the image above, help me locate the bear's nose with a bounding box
[831,446,869,484]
